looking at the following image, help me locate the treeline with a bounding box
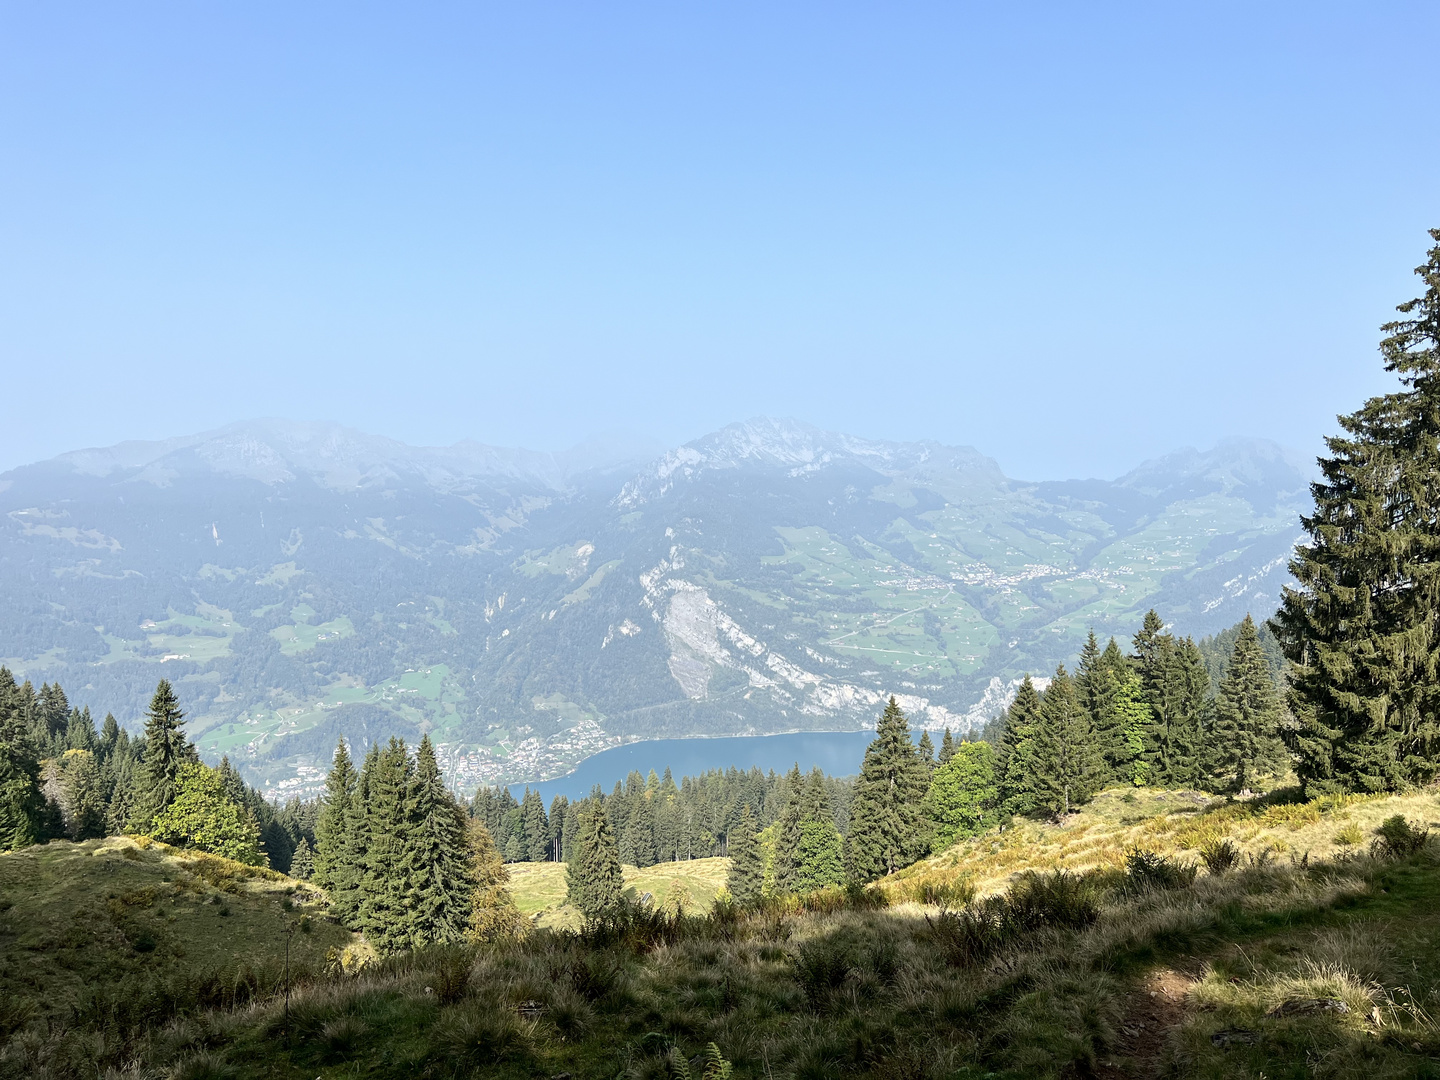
[993,611,1285,820]
[556,608,1288,917]
[0,673,313,868]
[471,766,854,867]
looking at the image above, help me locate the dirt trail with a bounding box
[1094,967,1198,1079]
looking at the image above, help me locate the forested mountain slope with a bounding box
[0,418,1307,795]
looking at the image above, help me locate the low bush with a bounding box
[581,899,685,952]
[908,878,977,908]
[317,1016,368,1063]
[1123,849,1198,893]
[1372,815,1430,858]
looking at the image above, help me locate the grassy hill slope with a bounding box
[4,793,1440,1079]
[882,784,1440,902]
[0,835,355,1074]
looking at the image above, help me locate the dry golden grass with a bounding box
[882,785,1440,905]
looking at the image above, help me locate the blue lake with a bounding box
[507,730,876,803]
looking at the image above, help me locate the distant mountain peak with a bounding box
[617,417,1000,507]
[1116,437,1311,501]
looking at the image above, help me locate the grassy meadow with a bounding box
[3,789,1440,1078]
[510,857,732,928]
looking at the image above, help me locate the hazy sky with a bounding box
[2,3,1436,479]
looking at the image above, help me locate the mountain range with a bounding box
[0,418,1310,797]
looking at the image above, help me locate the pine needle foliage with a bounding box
[725,804,763,904]
[0,667,45,850]
[1276,229,1440,795]
[356,738,412,951]
[1205,614,1285,793]
[998,676,1043,816]
[312,738,356,892]
[565,798,624,919]
[845,696,930,882]
[401,736,476,948]
[128,680,197,833]
[1031,665,1103,816]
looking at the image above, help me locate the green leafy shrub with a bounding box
[149,764,264,866]
[1372,815,1430,858]
[1123,849,1198,893]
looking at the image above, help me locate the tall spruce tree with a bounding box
[548,795,569,861]
[331,743,376,921]
[356,738,412,951]
[566,798,623,919]
[844,696,930,883]
[917,730,936,775]
[939,727,957,764]
[1077,632,1123,781]
[1276,230,1440,794]
[997,676,1043,816]
[128,680,197,833]
[290,838,315,880]
[725,804,763,905]
[1133,610,1164,676]
[1134,622,1210,787]
[520,787,549,862]
[402,736,476,948]
[1031,665,1103,816]
[0,667,45,850]
[49,750,106,840]
[770,765,805,893]
[313,738,356,892]
[1206,615,1285,794]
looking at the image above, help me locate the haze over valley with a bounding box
[0,417,1307,796]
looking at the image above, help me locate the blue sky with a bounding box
[1,3,1436,479]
